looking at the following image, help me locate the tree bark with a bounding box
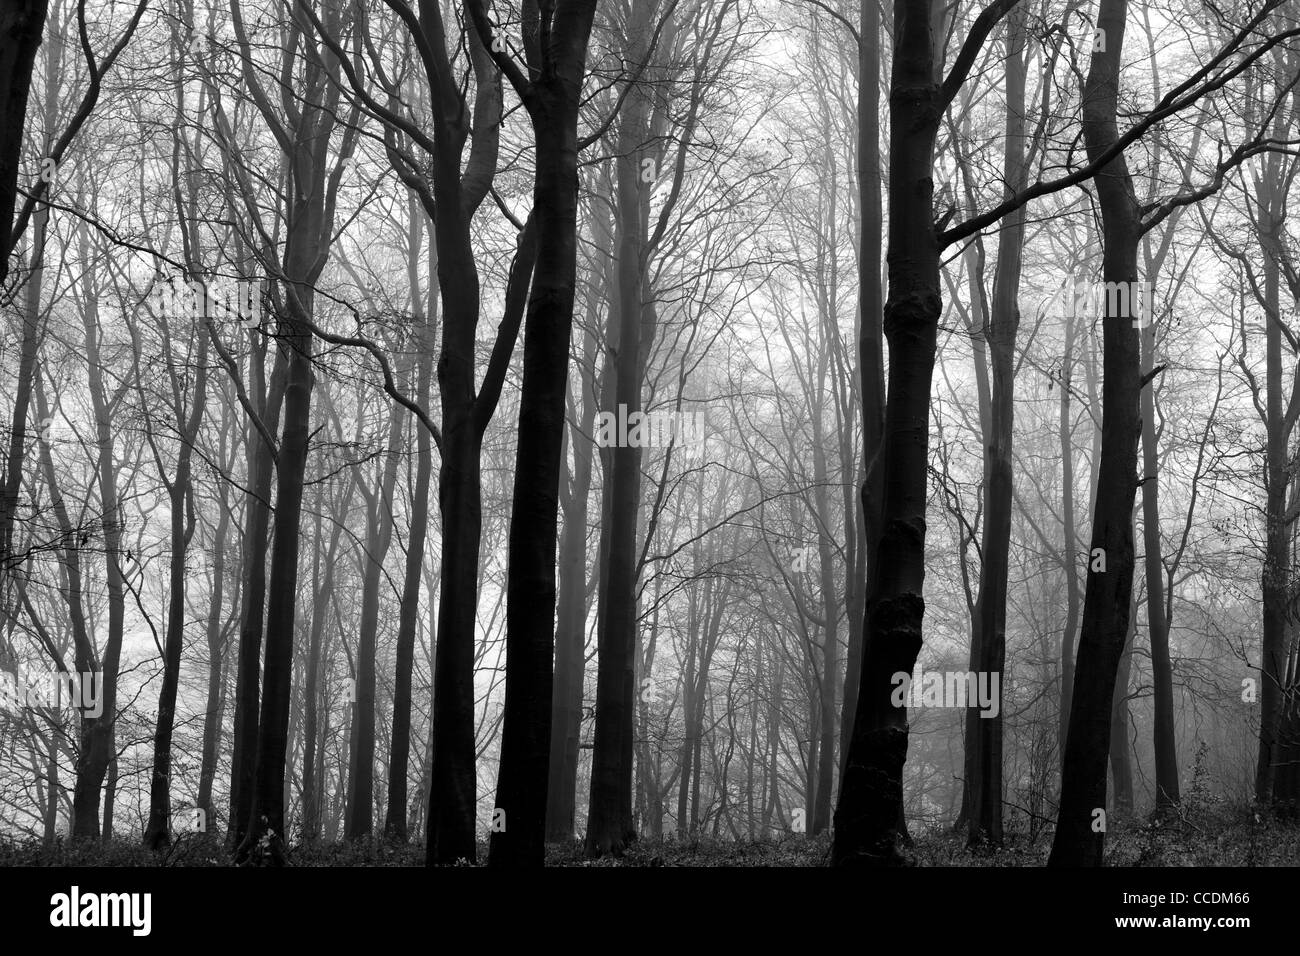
[1048,0,1143,867]
[1109,605,1136,817]
[144,308,210,849]
[585,24,652,854]
[344,382,404,839]
[228,342,286,848]
[385,199,435,843]
[965,5,1027,848]
[0,0,47,283]
[491,0,598,865]
[841,0,884,780]
[833,0,944,867]
[1140,294,1179,812]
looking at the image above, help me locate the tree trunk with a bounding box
[385,200,435,842]
[1048,0,1143,867]
[491,1,597,864]
[833,0,944,867]
[1109,606,1136,817]
[0,0,47,283]
[144,316,209,849]
[585,60,651,857]
[344,386,404,839]
[965,6,1027,848]
[1140,295,1179,812]
[239,285,316,864]
[70,214,126,841]
[840,0,884,780]
[303,478,350,842]
[1058,312,1080,764]
[196,484,231,825]
[544,315,599,841]
[228,343,286,848]
[0,4,54,614]
[1256,171,1287,806]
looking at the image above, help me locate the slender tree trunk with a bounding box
[545,218,605,841]
[71,214,126,841]
[302,479,349,842]
[585,69,651,856]
[490,0,597,866]
[966,6,1027,848]
[240,285,316,864]
[812,369,839,836]
[841,0,884,779]
[1109,605,1136,816]
[1049,0,1143,867]
[196,488,231,824]
[0,0,47,283]
[1140,298,1179,812]
[1058,313,1080,764]
[144,325,209,849]
[834,0,944,867]
[345,390,403,839]
[1256,177,1287,806]
[385,202,435,842]
[0,6,54,616]
[228,343,285,848]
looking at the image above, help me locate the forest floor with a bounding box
[3,802,1299,866]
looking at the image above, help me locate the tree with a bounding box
[480,0,599,867]
[0,0,47,283]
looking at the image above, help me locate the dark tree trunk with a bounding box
[833,0,944,867]
[228,344,286,848]
[0,5,53,612]
[239,289,316,864]
[491,0,597,866]
[585,47,651,857]
[70,217,126,841]
[1140,299,1179,813]
[965,6,1028,848]
[1058,313,1080,764]
[840,0,884,779]
[385,204,435,842]
[1048,0,1143,867]
[303,480,350,843]
[1256,170,1288,806]
[1109,608,1136,817]
[196,490,231,825]
[545,285,602,841]
[345,391,403,839]
[144,325,209,849]
[0,0,47,283]
[421,4,509,866]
